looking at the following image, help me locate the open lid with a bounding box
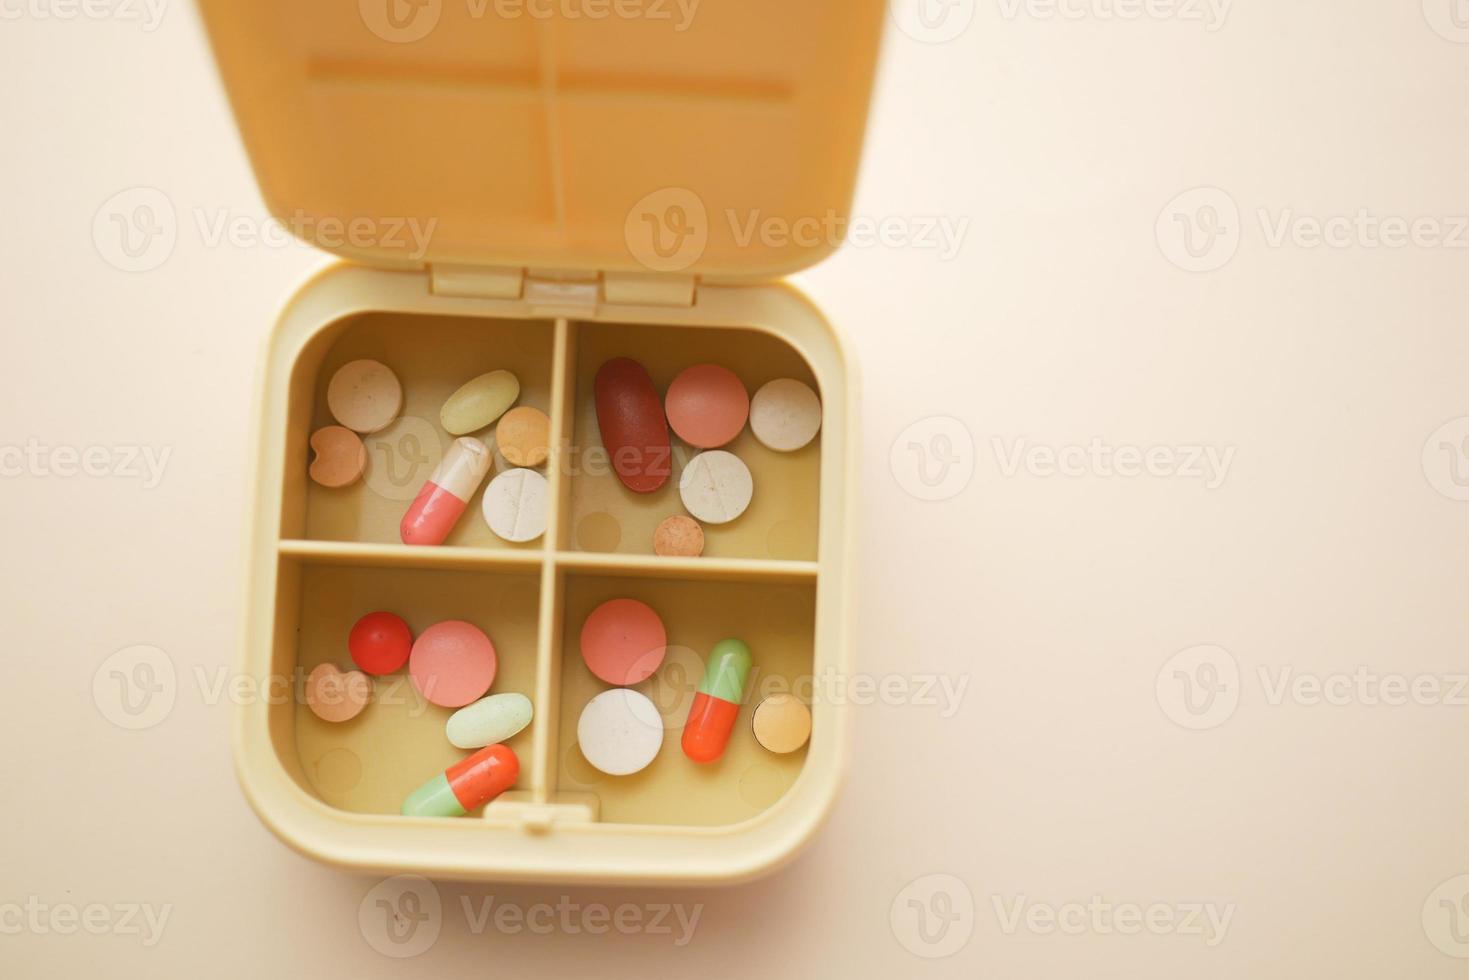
[196,0,886,279]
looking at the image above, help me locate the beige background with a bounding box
[5,0,1469,975]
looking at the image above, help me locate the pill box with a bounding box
[200,0,882,884]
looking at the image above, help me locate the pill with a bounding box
[580,598,667,685]
[400,436,492,546]
[402,743,519,818]
[664,364,750,449]
[495,406,551,467]
[445,692,534,749]
[577,689,664,776]
[594,357,671,493]
[678,450,753,524]
[348,611,413,676]
[441,370,520,436]
[409,620,497,708]
[653,515,704,557]
[481,468,549,543]
[682,638,752,764]
[305,663,372,723]
[308,425,366,488]
[749,378,822,452]
[752,694,812,754]
[327,359,402,434]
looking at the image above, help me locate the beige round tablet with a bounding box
[308,425,366,488]
[752,694,811,753]
[327,359,402,434]
[653,515,704,557]
[496,406,551,467]
[749,379,822,452]
[678,450,753,525]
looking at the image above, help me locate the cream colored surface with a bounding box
[5,1,1469,977]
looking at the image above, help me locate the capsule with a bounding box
[402,743,519,817]
[681,638,752,764]
[400,437,491,545]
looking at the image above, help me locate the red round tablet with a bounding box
[664,364,749,449]
[348,611,413,676]
[409,620,498,708]
[580,598,667,686]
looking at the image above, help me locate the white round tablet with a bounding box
[481,467,549,542]
[749,378,822,452]
[327,359,402,434]
[679,450,753,525]
[576,689,664,776]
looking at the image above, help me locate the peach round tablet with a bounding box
[327,359,402,434]
[495,406,551,467]
[749,378,822,452]
[679,450,753,524]
[409,620,497,708]
[308,425,366,487]
[752,693,812,753]
[580,598,667,685]
[665,364,749,449]
[653,515,704,557]
[306,663,371,723]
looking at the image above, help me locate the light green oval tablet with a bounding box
[441,370,520,435]
[445,692,533,749]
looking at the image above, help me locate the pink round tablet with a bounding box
[409,620,498,708]
[664,364,749,449]
[580,599,667,686]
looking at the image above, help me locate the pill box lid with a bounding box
[195,0,886,280]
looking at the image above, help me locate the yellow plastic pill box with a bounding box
[199,0,883,884]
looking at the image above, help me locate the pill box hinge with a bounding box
[429,263,526,300]
[602,271,696,308]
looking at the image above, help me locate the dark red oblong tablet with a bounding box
[594,358,671,493]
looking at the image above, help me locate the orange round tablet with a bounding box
[409,621,498,708]
[308,426,366,488]
[653,515,704,557]
[752,694,811,753]
[580,598,667,686]
[495,406,551,467]
[664,364,749,449]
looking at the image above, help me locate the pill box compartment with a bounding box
[242,264,853,883]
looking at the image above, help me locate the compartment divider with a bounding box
[277,539,542,571]
[529,317,577,803]
[554,551,820,583]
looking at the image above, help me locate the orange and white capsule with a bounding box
[401,437,492,546]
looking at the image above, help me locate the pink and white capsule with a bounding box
[401,437,492,545]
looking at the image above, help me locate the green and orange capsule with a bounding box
[681,639,753,764]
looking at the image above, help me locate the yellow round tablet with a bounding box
[751,694,811,754]
[495,406,551,467]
